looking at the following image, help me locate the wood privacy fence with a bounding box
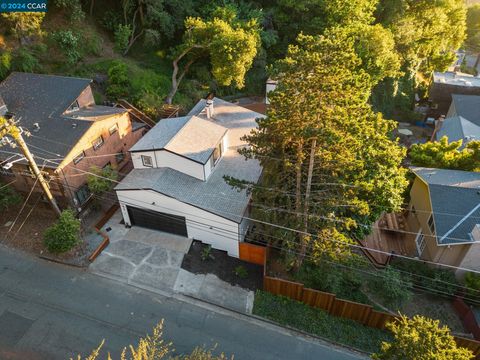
[239,242,266,265]
[262,249,480,357]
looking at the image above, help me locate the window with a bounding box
[416,232,426,256]
[109,124,118,135]
[427,214,435,234]
[0,167,14,176]
[212,142,223,165]
[116,152,125,164]
[92,136,104,151]
[66,100,80,112]
[142,155,153,167]
[73,151,85,165]
[75,183,91,205]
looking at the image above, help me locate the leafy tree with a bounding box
[0,181,21,211]
[465,5,480,51]
[239,33,407,266]
[372,315,474,360]
[106,61,131,99]
[114,24,133,54]
[379,0,466,79]
[369,266,412,309]
[44,209,81,254]
[0,12,45,40]
[53,0,85,23]
[74,320,231,360]
[87,165,118,197]
[165,6,260,104]
[409,137,480,171]
[51,30,81,65]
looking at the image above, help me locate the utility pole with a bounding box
[0,116,61,217]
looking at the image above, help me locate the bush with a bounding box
[53,0,85,22]
[101,10,123,32]
[201,245,214,261]
[0,182,21,210]
[391,258,459,297]
[87,165,118,196]
[234,265,248,278]
[114,24,132,54]
[465,272,480,302]
[44,209,80,254]
[253,290,392,353]
[52,30,81,65]
[0,51,12,80]
[11,48,40,72]
[106,61,130,99]
[369,266,413,309]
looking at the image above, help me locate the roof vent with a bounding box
[32,123,40,132]
[72,123,77,129]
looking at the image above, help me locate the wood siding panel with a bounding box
[239,242,266,265]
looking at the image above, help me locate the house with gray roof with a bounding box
[407,167,480,274]
[446,94,480,126]
[115,98,264,257]
[0,72,146,211]
[435,115,480,148]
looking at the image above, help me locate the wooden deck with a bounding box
[359,213,418,267]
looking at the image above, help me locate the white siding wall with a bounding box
[456,243,480,279]
[117,189,240,257]
[131,150,206,180]
[205,135,229,180]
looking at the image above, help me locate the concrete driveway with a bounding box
[90,210,254,313]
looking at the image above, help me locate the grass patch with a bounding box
[253,290,392,354]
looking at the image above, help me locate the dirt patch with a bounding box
[181,240,263,291]
[401,292,466,335]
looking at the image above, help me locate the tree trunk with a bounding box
[294,141,304,217]
[89,0,94,16]
[165,46,201,104]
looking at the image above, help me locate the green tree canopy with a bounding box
[44,209,80,254]
[240,33,407,265]
[372,315,474,360]
[0,12,45,40]
[166,6,260,103]
[409,136,480,171]
[466,5,480,51]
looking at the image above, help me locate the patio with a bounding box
[359,212,418,266]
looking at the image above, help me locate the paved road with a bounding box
[0,246,365,360]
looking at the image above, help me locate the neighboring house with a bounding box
[435,115,480,148]
[407,167,480,275]
[446,94,480,123]
[0,72,146,211]
[115,97,264,257]
[429,72,480,117]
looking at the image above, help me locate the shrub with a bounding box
[465,272,480,302]
[44,209,81,254]
[0,182,21,210]
[0,51,12,80]
[201,245,215,261]
[53,0,85,22]
[52,30,81,65]
[11,48,39,72]
[234,265,248,278]
[80,29,103,57]
[369,266,413,309]
[106,61,130,99]
[101,10,123,32]
[114,24,132,54]
[87,165,118,196]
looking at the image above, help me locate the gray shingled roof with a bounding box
[436,116,480,148]
[117,97,265,222]
[412,167,480,245]
[0,72,127,167]
[130,115,227,164]
[451,94,480,126]
[116,150,262,223]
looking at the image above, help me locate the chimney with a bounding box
[205,92,215,119]
[471,224,480,242]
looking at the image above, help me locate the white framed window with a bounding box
[142,155,153,167]
[66,100,80,113]
[73,151,85,165]
[92,136,104,151]
[109,124,118,135]
[427,214,435,234]
[415,230,426,256]
[212,142,223,166]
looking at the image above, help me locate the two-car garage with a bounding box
[126,206,188,237]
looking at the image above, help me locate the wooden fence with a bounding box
[239,242,266,265]
[262,248,480,357]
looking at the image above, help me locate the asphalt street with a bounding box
[0,245,365,360]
